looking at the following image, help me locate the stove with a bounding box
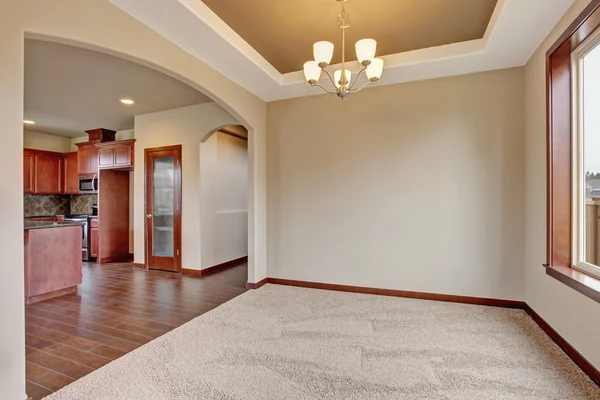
[64,215,90,261]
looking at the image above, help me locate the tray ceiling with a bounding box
[202,0,498,74]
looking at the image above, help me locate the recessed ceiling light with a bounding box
[23,120,35,125]
[120,99,134,105]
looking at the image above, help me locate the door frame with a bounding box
[144,145,183,272]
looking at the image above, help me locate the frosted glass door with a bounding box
[152,156,175,257]
[145,146,182,272]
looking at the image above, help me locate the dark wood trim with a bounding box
[181,268,201,278]
[545,264,600,304]
[524,304,600,386]
[193,256,248,277]
[132,262,146,269]
[265,278,525,308]
[547,0,600,57]
[546,1,600,268]
[144,145,182,272]
[246,278,267,290]
[25,286,77,306]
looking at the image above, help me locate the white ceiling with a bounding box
[108,0,575,102]
[25,39,212,138]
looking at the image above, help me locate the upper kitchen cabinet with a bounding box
[24,150,35,194]
[63,152,79,194]
[76,128,118,174]
[96,139,135,170]
[76,143,99,175]
[23,149,63,195]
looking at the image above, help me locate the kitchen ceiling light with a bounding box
[120,99,135,105]
[23,120,36,124]
[303,0,384,99]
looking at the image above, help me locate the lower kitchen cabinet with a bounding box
[90,217,99,259]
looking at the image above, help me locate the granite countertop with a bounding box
[24,221,86,230]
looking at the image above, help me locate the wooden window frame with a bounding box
[546,0,600,303]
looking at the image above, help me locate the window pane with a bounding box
[583,43,600,266]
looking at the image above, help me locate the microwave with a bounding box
[79,174,98,194]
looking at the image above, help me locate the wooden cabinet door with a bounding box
[90,227,99,259]
[98,148,115,168]
[63,152,79,194]
[77,144,99,174]
[114,143,133,167]
[24,151,35,194]
[34,153,61,194]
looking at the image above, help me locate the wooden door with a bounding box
[34,153,61,194]
[63,152,79,194]
[24,151,35,194]
[145,145,182,272]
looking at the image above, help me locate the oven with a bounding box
[64,215,90,261]
[79,174,98,194]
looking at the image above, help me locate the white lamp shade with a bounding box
[366,58,384,80]
[303,61,322,82]
[313,41,334,65]
[355,39,377,64]
[334,69,352,88]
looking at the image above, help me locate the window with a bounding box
[545,1,600,302]
[572,32,600,279]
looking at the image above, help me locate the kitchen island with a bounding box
[24,220,83,304]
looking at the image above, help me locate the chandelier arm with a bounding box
[349,81,374,93]
[311,82,338,95]
[321,68,338,88]
[348,66,367,90]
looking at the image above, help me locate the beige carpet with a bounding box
[45,284,599,400]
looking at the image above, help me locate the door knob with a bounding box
[146,214,153,219]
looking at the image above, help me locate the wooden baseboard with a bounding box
[524,305,600,386]
[26,286,77,305]
[98,255,133,264]
[132,263,146,269]
[265,278,525,308]
[182,256,248,278]
[246,278,267,290]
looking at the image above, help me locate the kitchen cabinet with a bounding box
[34,152,62,194]
[63,152,79,194]
[76,143,99,175]
[24,150,35,194]
[90,217,99,259]
[96,139,135,169]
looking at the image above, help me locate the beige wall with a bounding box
[200,131,248,269]
[0,1,25,398]
[24,129,72,152]
[268,68,525,300]
[524,0,600,370]
[133,103,238,270]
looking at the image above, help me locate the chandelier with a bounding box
[303,0,384,99]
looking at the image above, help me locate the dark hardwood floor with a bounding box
[25,262,248,399]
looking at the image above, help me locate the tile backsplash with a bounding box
[71,194,97,215]
[24,195,70,217]
[24,194,97,217]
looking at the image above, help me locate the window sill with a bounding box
[545,264,600,304]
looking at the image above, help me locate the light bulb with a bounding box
[303,61,322,83]
[334,69,352,88]
[313,41,334,66]
[366,58,384,81]
[356,39,377,66]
